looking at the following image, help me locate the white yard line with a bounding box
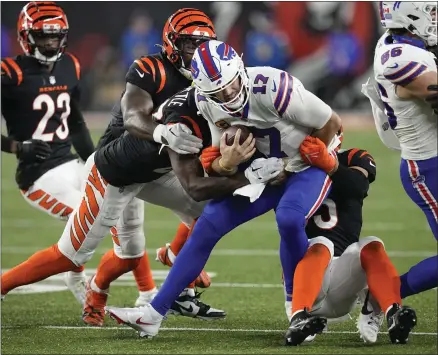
[1,325,437,336]
[1,246,434,258]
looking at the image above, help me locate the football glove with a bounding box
[153,123,203,154]
[425,85,438,115]
[244,157,284,184]
[200,146,221,173]
[300,136,337,174]
[16,139,51,162]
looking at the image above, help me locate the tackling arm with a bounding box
[168,149,249,202]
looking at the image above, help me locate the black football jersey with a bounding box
[305,148,377,256]
[1,53,81,188]
[96,52,192,149]
[94,87,211,187]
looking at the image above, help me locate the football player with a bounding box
[362,2,437,301]
[284,143,416,346]
[104,39,343,338]
[1,1,94,304]
[1,11,263,326]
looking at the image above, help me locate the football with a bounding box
[224,125,252,146]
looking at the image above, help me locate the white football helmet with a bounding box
[379,2,437,46]
[191,40,250,114]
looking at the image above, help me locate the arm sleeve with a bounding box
[268,69,332,129]
[1,134,15,153]
[68,99,95,161]
[338,148,377,183]
[125,57,159,94]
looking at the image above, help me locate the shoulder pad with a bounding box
[339,148,376,183]
[1,57,23,86]
[131,56,167,94]
[65,52,81,80]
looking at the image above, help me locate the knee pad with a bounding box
[308,236,335,259]
[112,224,145,259]
[358,236,384,251]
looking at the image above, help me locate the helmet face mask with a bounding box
[192,40,250,114]
[17,2,69,64]
[380,2,437,47]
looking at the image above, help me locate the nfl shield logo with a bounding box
[49,76,56,85]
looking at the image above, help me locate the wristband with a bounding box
[218,158,237,173]
[153,124,166,144]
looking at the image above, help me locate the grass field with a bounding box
[1,130,437,354]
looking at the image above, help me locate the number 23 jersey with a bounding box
[1,54,81,186]
[373,33,437,160]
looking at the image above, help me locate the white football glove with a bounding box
[244,157,284,184]
[153,123,203,154]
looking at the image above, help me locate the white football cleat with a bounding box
[63,271,86,306]
[134,287,158,307]
[357,311,384,343]
[105,303,163,338]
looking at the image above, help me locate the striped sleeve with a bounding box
[1,58,22,86]
[383,61,428,86]
[125,56,167,95]
[272,71,294,117]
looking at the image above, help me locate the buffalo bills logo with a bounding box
[191,58,200,79]
[412,175,426,187]
[216,43,236,61]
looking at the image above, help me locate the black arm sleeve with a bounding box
[330,164,370,199]
[68,99,95,161]
[1,134,16,153]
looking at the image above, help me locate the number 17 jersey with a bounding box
[373,33,437,160]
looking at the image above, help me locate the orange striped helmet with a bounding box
[162,8,216,73]
[17,1,69,63]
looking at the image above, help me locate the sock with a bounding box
[400,255,438,298]
[291,243,331,314]
[94,250,141,290]
[132,252,156,292]
[360,241,401,312]
[1,244,77,295]
[169,223,191,255]
[151,215,221,316]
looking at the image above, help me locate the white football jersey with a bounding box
[195,66,333,172]
[373,32,437,160]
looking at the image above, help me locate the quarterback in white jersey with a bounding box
[104,40,343,342]
[360,0,437,337]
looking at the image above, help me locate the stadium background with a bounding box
[1,2,437,354]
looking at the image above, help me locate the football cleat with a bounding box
[386,304,417,344]
[357,290,384,343]
[63,271,86,306]
[285,309,327,346]
[105,303,163,338]
[156,243,211,288]
[82,275,108,327]
[134,287,158,307]
[168,290,226,320]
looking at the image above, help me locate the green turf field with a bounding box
[1,131,437,354]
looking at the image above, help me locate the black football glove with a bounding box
[425,85,438,115]
[16,139,52,162]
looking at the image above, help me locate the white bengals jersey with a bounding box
[372,32,437,160]
[195,66,333,172]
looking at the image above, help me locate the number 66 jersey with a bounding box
[373,32,437,160]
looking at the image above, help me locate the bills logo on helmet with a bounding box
[216,42,236,61]
[191,58,200,79]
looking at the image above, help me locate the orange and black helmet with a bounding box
[17,1,69,62]
[162,8,216,68]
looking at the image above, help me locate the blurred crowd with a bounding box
[1,2,384,111]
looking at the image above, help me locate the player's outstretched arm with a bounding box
[68,99,94,161]
[121,82,156,141]
[168,149,249,202]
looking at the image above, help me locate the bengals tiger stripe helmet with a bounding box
[162,8,216,79]
[17,1,69,63]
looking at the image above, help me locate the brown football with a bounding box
[224,125,251,146]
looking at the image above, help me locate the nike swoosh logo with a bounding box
[369,161,376,167]
[135,69,145,78]
[251,167,262,172]
[388,63,399,69]
[272,81,277,92]
[177,304,194,314]
[136,317,153,325]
